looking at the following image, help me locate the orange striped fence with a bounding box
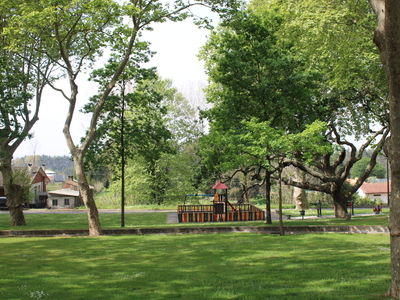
[177,204,265,223]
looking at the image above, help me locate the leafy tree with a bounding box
[198,9,323,222]
[246,0,389,218]
[102,78,205,206]
[351,156,386,179]
[0,1,57,226]
[84,61,173,225]
[281,126,389,217]
[4,0,241,235]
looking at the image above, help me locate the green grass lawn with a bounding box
[0,233,391,299]
[0,211,389,230]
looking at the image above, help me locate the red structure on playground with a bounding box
[178,182,265,223]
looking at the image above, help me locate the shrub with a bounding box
[352,194,374,206]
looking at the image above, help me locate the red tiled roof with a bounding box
[212,182,229,189]
[63,179,79,187]
[62,179,94,189]
[360,182,391,194]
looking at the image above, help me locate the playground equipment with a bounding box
[178,182,265,223]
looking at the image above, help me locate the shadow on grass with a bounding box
[0,233,391,299]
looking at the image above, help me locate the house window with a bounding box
[64,199,70,206]
[52,199,58,206]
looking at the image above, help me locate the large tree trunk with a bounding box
[0,161,26,226]
[369,0,400,297]
[293,169,309,210]
[331,188,347,219]
[385,1,400,297]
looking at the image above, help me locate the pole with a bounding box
[387,157,390,206]
[225,190,228,222]
[121,83,126,228]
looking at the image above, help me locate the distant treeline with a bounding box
[13,155,74,177]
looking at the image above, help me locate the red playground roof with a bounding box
[212,181,229,189]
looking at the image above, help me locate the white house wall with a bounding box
[48,196,76,209]
[368,194,389,204]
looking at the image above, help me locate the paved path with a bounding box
[166,211,382,223]
[0,208,383,224]
[0,209,175,215]
[0,209,387,237]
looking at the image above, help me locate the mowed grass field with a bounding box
[0,233,391,300]
[0,211,392,299]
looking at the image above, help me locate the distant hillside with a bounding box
[13,155,74,177]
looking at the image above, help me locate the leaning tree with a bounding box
[4,0,242,235]
[0,0,57,226]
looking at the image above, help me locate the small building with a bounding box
[62,176,80,191]
[47,189,81,209]
[46,176,90,208]
[62,176,94,191]
[358,181,391,204]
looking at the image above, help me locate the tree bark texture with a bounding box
[74,154,101,236]
[0,161,26,226]
[369,0,400,297]
[331,188,347,219]
[265,172,272,224]
[386,2,400,296]
[293,169,309,210]
[278,168,285,236]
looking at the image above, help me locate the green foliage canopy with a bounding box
[351,157,386,179]
[250,0,388,137]
[199,10,323,133]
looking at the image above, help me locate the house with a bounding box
[358,181,391,204]
[47,189,81,209]
[0,165,50,208]
[29,165,51,208]
[47,176,91,208]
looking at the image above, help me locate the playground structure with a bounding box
[178,182,265,223]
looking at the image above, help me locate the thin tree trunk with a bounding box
[265,172,272,224]
[278,168,284,236]
[74,156,101,236]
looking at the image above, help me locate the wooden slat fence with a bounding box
[177,203,265,223]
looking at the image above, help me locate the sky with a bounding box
[14,7,219,158]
